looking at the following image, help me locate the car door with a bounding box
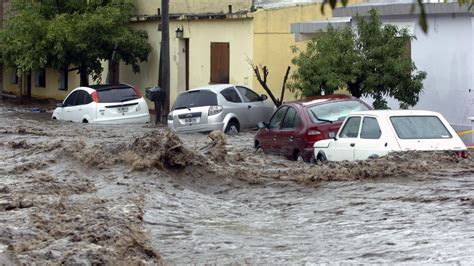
[75,90,96,122]
[236,86,267,126]
[62,91,79,121]
[259,106,288,153]
[69,90,89,122]
[325,116,361,161]
[220,87,250,127]
[275,106,300,158]
[354,116,389,160]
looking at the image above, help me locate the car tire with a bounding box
[82,119,88,123]
[294,151,304,162]
[255,140,262,151]
[225,120,239,136]
[368,154,379,159]
[316,151,327,163]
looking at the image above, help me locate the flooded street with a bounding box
[1,99,473,264]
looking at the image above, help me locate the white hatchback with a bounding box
[314,110,467,162]
[52,84,150,124]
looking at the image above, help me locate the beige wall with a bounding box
[120,18,254,107]
[134,0,253,16]
[2,68,79,100]
[252,0,363,101]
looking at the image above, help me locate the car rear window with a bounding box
[307,100,370,123]
[97,86,139,103]
[173,90,217,110]
[390,116,452,139]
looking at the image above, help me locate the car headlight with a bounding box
[208,105,223,116]
[167,113,173,121]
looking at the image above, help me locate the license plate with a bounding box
[117,106,128,113]
[184,118,198,123]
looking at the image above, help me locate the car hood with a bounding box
[314,139,333,148]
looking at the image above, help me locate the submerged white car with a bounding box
[314,110,467,162]
[52,84,150,124]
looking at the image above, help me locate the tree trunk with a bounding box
[79,65,89,86]
[348,81,362,98]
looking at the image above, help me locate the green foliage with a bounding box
[0,0,151,84]
[290,9,427,109]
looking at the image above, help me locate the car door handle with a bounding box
[273,135,276,141]
[248,105,252,109]
[350,143,355,147]
[289,136,294,142]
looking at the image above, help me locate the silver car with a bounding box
[167,84,275,134]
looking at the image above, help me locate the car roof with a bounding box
[285,94,357,107]
[188,84,238,93]
[349,110,443,117]
[88,84,133,91]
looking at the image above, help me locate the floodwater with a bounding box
[1,99,473,264]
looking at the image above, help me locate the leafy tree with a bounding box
[290,9,427,109]
[0,0,151,86]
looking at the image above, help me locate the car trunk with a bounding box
[169,90,218,131]
[95,86,144,120]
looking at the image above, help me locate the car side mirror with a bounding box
[260,94,268,101]
[257,121,268,129]
[56,103,65,108]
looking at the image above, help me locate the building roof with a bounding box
[333,2,473,18]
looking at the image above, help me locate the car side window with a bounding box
[236,86,260,102]
[64,91,78,107]
[339,116,361,138]
[269,106,287,129]
[74,90,87,106]
[282,107,299,129]
[360,117,382,139]
[221,87,242,103]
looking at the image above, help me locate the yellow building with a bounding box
[1,0,362,106]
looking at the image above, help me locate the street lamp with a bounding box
[175,25,184,38]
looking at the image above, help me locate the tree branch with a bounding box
[250,63,280,107]
[280,66,291,105]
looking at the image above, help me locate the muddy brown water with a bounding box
[0,99,473,264]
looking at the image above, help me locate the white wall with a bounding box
[372,14,473,128]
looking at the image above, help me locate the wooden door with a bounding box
[210,42,229,84]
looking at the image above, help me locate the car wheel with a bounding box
[52,117,57,120]
[82,119,89,123]
[255,140,262,151]
[317,152,327,163]
[225,120,239,135]
[368,154,379,159]
[294,151,304,162]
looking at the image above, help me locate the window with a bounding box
[64,91,78,107]
[360,117,381,139]
[35,69,46,88]
[10,69,18,84]
[268,106,287,129]
[96,86,139,103]
[339,116,361,138]
[282,107,299,129]
[390,116,452,139]
[221,87,242,103]
[236,86,260,102]
[210,42,229,84]
[307,100,370,124]
[74,90,92,106]
[58,70,68,91]
[173,90,218,110]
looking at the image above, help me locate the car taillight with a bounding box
[304,129,323,143]
[91,91,99,103]
[455,150,468,158]
[132,85,142,98]
[208,105,223,116]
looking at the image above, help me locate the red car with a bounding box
[254,95,372,162]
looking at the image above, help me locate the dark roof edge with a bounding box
[333,2,473,18]
[130,10,252,22]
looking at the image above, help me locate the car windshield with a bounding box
[173,90,217,110]
[390,116,452,139]
[96,86,139,103]
[307,100,370,123]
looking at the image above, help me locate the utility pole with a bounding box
[0,0,4,100]
[160,0,170,124]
